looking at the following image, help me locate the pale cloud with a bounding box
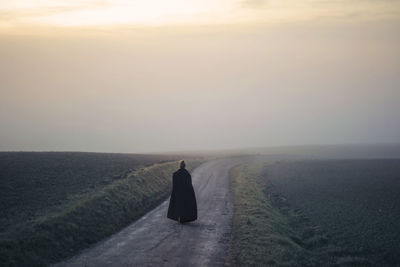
[0,2,399,152]
[240,0,268,8]
[0,0,400,30]
[0,0,111,26]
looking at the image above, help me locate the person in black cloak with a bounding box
[167,160,197,223]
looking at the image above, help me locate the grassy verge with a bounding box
[0,159,204,267]
[0,152,187,232]
[230,162,364,266]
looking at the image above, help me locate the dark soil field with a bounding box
[0,152,181,230]
[231,163,346,266]
[261,159,400,266]
[0,152,202,266]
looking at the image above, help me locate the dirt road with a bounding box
[55,156,268,267]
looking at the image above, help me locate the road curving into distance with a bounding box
[55,156,273,267]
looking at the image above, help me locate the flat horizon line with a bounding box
[1,142,399,155]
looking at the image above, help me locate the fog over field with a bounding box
[1,2,400,265]
[0,1,399,153]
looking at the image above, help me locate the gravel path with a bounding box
[55,157,267,267]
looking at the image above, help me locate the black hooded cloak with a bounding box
[167,168,197,222]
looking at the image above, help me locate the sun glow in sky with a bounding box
[1,0,400,152]
[1,0,400,29]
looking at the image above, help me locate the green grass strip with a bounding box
[230,162,340,266]
[0,160,204,267]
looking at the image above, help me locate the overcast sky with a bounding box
[1,1,399,153]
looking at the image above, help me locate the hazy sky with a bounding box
[1,1,400,152]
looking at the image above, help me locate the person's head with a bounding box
[179,160,186,169]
